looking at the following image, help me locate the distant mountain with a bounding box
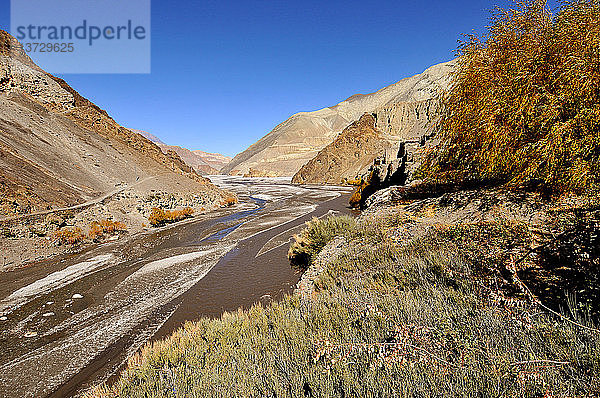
[131,130,231,175]
[221,61,454,178]
[0,30,225,217]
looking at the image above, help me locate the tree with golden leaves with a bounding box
[421,0,600,193]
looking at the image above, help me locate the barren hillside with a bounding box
[0,30,226,218]
[221,61,453,177]
[132,129,231,175]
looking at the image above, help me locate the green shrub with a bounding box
[288,215,356,269]
[420,0,600,193]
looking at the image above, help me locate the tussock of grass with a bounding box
[88,209,600,397]
[288,215,356,269]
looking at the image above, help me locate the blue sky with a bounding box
[1,0,560,157]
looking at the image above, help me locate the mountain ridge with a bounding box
[0,30,227,217]
[132,129,231,174]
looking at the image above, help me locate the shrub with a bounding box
[220,193,238,207]
[53,227,86,245]
[288,215,356,268]
[148,207,194,227]
[420,0,600,194]
[88,219,127,241]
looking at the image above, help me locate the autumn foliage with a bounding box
[220,193,238,207]
[148,207,194,227]
[88,219,127,241]
[421,0,600,193]
[53,227,86,245]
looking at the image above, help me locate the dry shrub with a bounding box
[420,0,600,194]
[148,207,194,227]
[53,227,86,245]
[220,193,238,207]
[88,219,127,241]
[349,171,381,208]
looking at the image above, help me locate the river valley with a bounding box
[0,177,354,398]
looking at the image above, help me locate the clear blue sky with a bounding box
[0,0,560,157]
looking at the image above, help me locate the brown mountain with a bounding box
[0,30,226,217]
[292,114,389,185]
[132,130,231,175]
[221,61,454,177]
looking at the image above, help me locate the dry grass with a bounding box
[148,207,194,227]
[87,205,600,397]
[288,216,356,269]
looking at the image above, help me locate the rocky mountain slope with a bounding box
[291,114,389,184]
[222,61,454,177]
[0,30,236,268]
[0,30,229,220]
[133,130,231,175]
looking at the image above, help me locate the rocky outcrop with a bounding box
[292,96,442,185]
[222,61,454,177]
[348,132,439,208]
[292,114,389,185]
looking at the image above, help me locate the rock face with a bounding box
[222,61,454,177]
[0,30,225,217]
[292,98,444,185]
[132,130,231,175]
[292,114,389,185]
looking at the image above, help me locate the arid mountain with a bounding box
[0,30,226,218]
[221,61,454,177]
[292,114,389,185]
[132,129,231,175]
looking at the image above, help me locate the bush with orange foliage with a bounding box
[53,227,86,245]
[420,0,600,194]
[88,219,127,241]
[220,193,238,207]
[148,207,194,227]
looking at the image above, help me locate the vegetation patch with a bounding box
[288,215,356,269]
[419,0,600,194]
[220,193,238,207]
[52,227,86,245]
[88,219,127,241]
[148,207,194,227]
[89,207,600,397]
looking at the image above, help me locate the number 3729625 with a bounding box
[24,43,74,52]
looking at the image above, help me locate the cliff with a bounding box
[291,114,389,185]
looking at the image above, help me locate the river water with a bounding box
[0,177,354,398]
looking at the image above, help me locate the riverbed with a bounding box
[0,177,354,398]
